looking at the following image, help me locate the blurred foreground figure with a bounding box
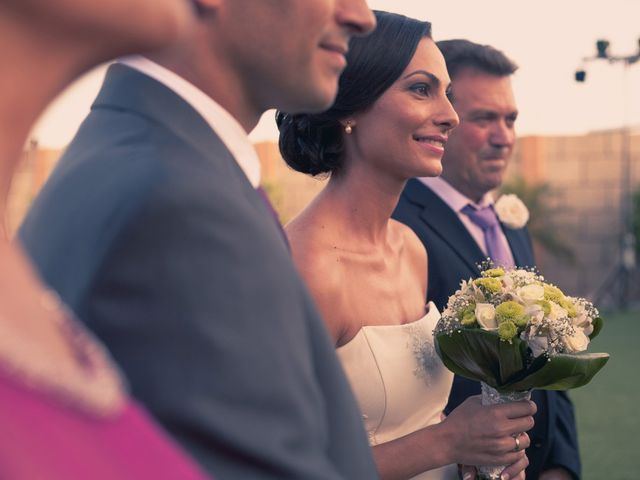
[0,0,211,479]
[20,1,379,478]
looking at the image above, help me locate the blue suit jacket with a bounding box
[393,178,581,480]
[19,64,378,480]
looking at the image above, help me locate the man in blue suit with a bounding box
[393,39,580,480]
[20,1,378,479]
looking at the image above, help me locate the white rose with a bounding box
[516,284,545,303]
[527,335,549,358]
[495,194,530,229]
[574,315,594,336]
[525,304,545,335]
[547,301,568,322]
[568,298,594,335]
[563,329,590,353]
[475,303,498,330]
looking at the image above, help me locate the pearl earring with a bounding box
[344,122,353,134]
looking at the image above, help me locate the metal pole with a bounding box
[620,62,635,309]
[578,39,639,308]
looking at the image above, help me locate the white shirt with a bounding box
[419,176,515,265]
[118,55,261,187]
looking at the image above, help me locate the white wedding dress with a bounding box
[337,302,458,480]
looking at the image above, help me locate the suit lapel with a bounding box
[403,179,485,276]
[92,64,289,249]
[92,64,238,174]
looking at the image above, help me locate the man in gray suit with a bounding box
[20,1,377,478]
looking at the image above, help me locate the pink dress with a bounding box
[0,301,209,480]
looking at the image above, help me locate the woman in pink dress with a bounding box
[0,1,208,478]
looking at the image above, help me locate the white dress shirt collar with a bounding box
[418,176,513,264]
[118,55,261,187]
[418,176,494,212]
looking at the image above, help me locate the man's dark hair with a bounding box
[437,39,518,80]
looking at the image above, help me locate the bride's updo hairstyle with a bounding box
[277,11,431,176]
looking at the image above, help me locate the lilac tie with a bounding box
[461,204,514,268]
[256,186,289,249]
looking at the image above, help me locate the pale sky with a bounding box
[31,0,640,148]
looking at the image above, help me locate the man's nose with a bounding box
[336,0,376,37]
[490,120,515,147]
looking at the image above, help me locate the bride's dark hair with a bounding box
[276,10,431,177]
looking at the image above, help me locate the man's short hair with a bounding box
[437,39,518,80]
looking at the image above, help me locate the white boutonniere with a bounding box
[495,194,529,229]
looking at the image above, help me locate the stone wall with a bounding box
[10,131,640,306]
[254,141,326,225]
[509,129,640,304]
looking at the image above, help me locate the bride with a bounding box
[278,10,535,480]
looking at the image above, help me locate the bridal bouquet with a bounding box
[434,265,609,479]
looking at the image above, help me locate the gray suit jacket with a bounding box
[20,64,377,479]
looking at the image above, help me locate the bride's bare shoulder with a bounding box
[285,215,351,343]
[286,213,345,285]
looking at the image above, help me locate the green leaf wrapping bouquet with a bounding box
[434,266,609,393]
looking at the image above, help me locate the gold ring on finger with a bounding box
[513,434,521,452]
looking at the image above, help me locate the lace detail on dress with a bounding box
[0,290,127,418]
[406,322,438,384]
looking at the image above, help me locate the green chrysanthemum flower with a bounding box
[461,311,477,327]
[536,299,552,316]
[474,277,502,294]
[457,304,477,327]
[498,320,518,341]
[495,301,525,323]
[558,298,577,318]
[514,314,529,328]
[543,284,565,303]
[483,267,506,278]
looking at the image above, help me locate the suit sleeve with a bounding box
[80,177,366,480]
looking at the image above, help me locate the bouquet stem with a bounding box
[477,382,531,480]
